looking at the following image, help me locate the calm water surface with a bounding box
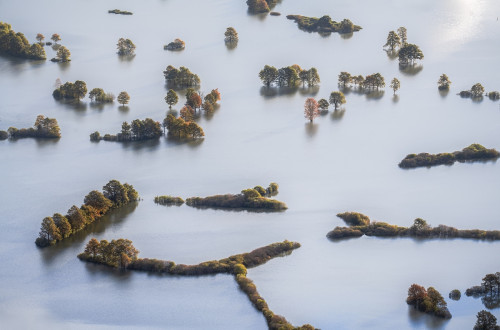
[1,0,500,329]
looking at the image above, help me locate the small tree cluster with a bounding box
[89,88,114,103]
[53,80,87,101]
[406,284,451,319]
[164,38,185,51]
[164,114,204,139]
[337,72,385,90]
[52,45,71,62]
[246,0,276,13]
[78,238,139,268]
[0,22,46,60]
[117,38,136,55]
[163,65,200,87]
[259,65,320,88]
[93,118,162,142]
[35,180,138,247]
[8,115,61,139]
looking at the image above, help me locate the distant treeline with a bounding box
[8,115,61,139]
[259,65,320,88]
[185,183,287,211]
[163,65,200,87]
[286,15,361,34]
[35,180,138,248]
[0,22,46,60]
[79,238,314,329]
[327,212,500,241]
[399,144,499,169]
[90,118,163,142]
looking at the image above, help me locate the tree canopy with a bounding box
[398,43,424,65]
[329,91,346,110]
[117,38,136,55]
[0,22,47,60]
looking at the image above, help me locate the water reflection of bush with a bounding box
[120,138,162,152]
[399,63,423,76]
[260,86,319,99]
[331,109,345,121]
[384,49,398,60]
[408,306,448,329]
[164,82,200,92]
[40,202,139,264]
[225,41,238,51]
[304,122,318,138]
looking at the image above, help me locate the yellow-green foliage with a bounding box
[154,195,185,205]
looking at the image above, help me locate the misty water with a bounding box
[1,0,500,328]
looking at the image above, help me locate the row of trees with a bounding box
[165,88,221,114]
[406,284,451,319]
[163,65,200,87]
[117,38,135,56]
[90,118,163,142]
[79,238,139,268]
[53,80,130,105]
[35,180,139,247]
[0,22,46,60]
[259,65,320,88]
[7,115,61,139]
[337,71,386,90]
[163,114,205,139]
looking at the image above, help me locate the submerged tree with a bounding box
[117,91,130,106]
[259,65,279,87]
[384,31,401,50]
[36,33,45,44]
[338,72,352,87]
[474,310,499,330]
[224,27,238,43]
[318,99,329,111]
[165,89,178,109]
[438,74,452,90]
[117,38,136,55]
[304,98,320,123]
[397,26,407,45]
[55,46,71,62]
[398,43,424,65]
[51,33,61,44]
[390,78,400,95]
[329,91,346,110]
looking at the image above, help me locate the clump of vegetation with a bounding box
[488,91,500,100]
[117,91,130,106]
[154,196,185,206]
[459,83,485,99]
[53,80,87,101]
[78,238,139,268]
[91,118,162,142]
[383,30,401,50]
[0,22,46,60]
[163,114,205,140]
[398,43,424,65]
[286,15,361,34]
[164,38,185,51]
[438,74,452,90]
[270,12,281,16]
[259,64,320,88]
[449,289,461,301]
[246,0,279,13]
[35,180,139,248]
[117,38,135,56]
[186,183,286,211]
[398,144,500,169]
[304,98,319,123]
[50,45,71,62]
[89,88,114,103]
[7,115,61,139]
[224,27,238,43]
[327,214,500,241]
[466,272,500,310]
[336,71,385,91]
[474,310,499,330]
[406,284,452,319]
[329,91,346,110]
[0,130,8,140]
[108,9,133,15]
[163,65,200,88]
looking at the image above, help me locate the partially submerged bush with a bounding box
[449,289,461,301]
[286,15,362,34]
[337,212,370,226]
[154,195,185,206]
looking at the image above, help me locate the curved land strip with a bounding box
[286,15,361,34]
[79,239,314,330]
[186,183,287,211]
[327,212,500,240]
[398,144,499,169]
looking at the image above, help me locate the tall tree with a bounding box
[117,91,130,106]
[103,180,129,207]
[406,284,427,310]
[165,89,178,109]
[474,310,498,330]
[84,238,100,258]
[437,74,451,90]
[397,26,407,45]
[51,33,61,44]
[338,72,352,87]
[66,205,86,231]
[471,83,485,98]
[329,91,346,110]
[73,80,87,101]
[384,31,401,50]
[307,68,320,87]
[352,75,364,87]
[224,27,238,42]
[259,65,278,87]
[390,78,401,95]
[83,190,112,214]
[304,98,320,123]
[121,121,131,139]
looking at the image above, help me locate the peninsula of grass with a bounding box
[327,212,500,241]
[398,144,500,169]
[286,15,361,34]
[78,239,314,330]
[108,9,133,15]
[154,195,185,206]
[185,183,287,211]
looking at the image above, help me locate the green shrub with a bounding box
[337,212,370,226]
[154,195,185,205]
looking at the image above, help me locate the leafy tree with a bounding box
[338,72,352,87]
[89,88,105,102]
[163,65,200,87]
[411,218,430,232]
[84,238,100,258]
[180,105,195,122]
[36,33,45,44]
[471,83,485,98]
[53,213,71,238]
[83,190,112,214]
[259,65,278,87]
[299,70,309,87]
[89,131,101,141]
[73,80,87,101]
[438,74,451,90]
[390,78,400,95]
[352,75,364,87]
[117,38,136,55]
[186,92,202,110]
[55,45,71,62]
[340,19,355,33]
[277,66,300,87]
[51,33,61,44]
[474,310,499,330]
[318,99,329,111]
[117,91,130,106]
[123,183,139,201]
[407,284,427,310]
[482,274,498,296]
[28,43,46,60]
[364,73,385,90]
[165,89,178,109]
[246,0,270,13]
[66,205,86,231]
[34,115,61,137]
[224,27,238,42]
[39,216,61,242]
[398,43,424,65]
[103,180,130,207]
[397,26,407,45]
[203,101,214,114]
[186,122,205,139]
[329,91,346,110]
[384,31,401,50]
[121,121,131,139]
[304,98,319,123]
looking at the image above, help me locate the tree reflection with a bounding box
[304,122,318,138]
[399,63,423,76]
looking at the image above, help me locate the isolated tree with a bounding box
[224,27,238,42]
[398,43,424,65]
[180,105,195,122]
[36,33,45,44]
[390,78,401,95]
[397,26,407,45]
[117,38,136,55]
[329,91,346,110]
[384,31,401,50]
[338,72,352,87]
[51,33,61,44]
[471,83,485,98]
[474,310,499,330]
[84,238,100,258]
[73,80,87,101]
[304,98,320,123]
[39,217,61,242]
[259,65,278,87]
[307,68,320,87]
[117,91,130,106]
[56,46,71,62]
[437,74,452,90]
[318,99,329,111]
[165,89,178,109]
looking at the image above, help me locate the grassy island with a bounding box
[327,212,500,241]
[108,9,133,15]
[154,196,185,206]
[407,284,451,319]
[186,183,287,211]
[78,238,313,329]
[8,115,61,139]
[164,39,185,51]
[0,22,46,60]
[399,144,500,169]
[35,180,138,248]
[286,15,361,34]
